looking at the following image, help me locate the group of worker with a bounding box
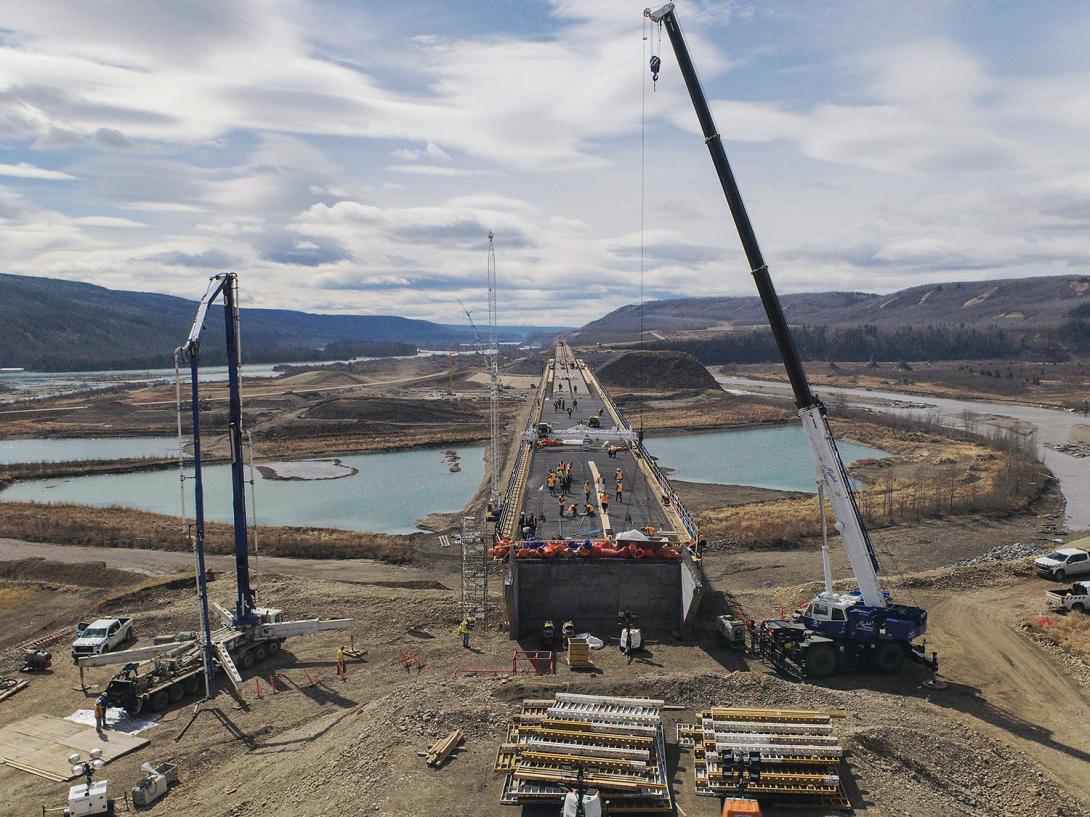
[547,461,574,495]
[517,511,543,538]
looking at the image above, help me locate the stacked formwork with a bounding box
[676,707,852,811]
[496,693,672,813]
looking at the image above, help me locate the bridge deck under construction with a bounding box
[499,345,705,639]
[516,362,671,541]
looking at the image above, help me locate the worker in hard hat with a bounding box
[94,692,109,733]
[336,645,347,681]
[456,619,471,649]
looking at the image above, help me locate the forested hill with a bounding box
[571,275,1090,362]
[0,273,562,371]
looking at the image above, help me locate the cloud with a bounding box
[0,161,75,180]
[72,216,146,228]
[260,237,352,267]
[143,248,237,268]
[385,164,486,178]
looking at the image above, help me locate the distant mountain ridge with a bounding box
[573,275,1090,343]
[0,273,565,371]
[570,275,1090,363]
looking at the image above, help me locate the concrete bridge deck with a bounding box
[499,347,706,639]
[515,358,672,542]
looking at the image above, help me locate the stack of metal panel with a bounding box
[496,693,673,813]
[676,706,852,811]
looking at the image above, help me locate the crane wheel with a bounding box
[254,645,268,663]
[169,683,185,702]
[805,645,838,678]
[267,640,282,654]
[185,675,201,695]
[239,650,256,671]
[149,690,170,711]
[1073,603,1086,614]
[874,641,905,673]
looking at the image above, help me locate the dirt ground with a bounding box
[1,546,1088,817]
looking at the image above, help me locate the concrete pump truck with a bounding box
[646,4,937,680]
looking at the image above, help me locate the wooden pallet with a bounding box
[424,729,463,768]
[566,638,593,669]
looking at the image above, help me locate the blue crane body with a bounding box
[646,3,936,678]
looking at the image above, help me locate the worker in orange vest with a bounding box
[600,491,609,513]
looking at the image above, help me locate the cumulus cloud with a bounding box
[0,2,1083,325]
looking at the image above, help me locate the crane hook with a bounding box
[650,54,661,87]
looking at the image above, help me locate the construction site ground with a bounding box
[1,540,1089,817]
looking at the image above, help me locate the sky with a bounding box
[0,0,1088,326]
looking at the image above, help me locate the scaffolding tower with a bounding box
[460,515,488,623]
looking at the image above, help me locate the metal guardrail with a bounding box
[497,362,552,543]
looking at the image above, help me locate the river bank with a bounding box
[713,371,1090,531]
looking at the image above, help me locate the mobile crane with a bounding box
[77,273,351,712]
[645,4,936,680]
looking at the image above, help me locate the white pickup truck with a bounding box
[1033,547,1090,581]
[71,617,135,661]
[1046,581,1090,614]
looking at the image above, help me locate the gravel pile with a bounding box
[953,541,1046,567]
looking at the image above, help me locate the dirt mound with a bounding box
[0,557,139,588]
[596,350,718,390]
[303,397,481,424]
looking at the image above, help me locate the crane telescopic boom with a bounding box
[644,3,885,608]
[180,272,258,625]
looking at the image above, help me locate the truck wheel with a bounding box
[806,645,838,679]
[874,641,905,673]
[1073,602,1086,614]
[149,690,170,711]
[267,640,282,655]
[185,675,201,695]
[1055,569,1066,581]
[254,645,268,663]
[238,650,256,671]
[169,683,185,702]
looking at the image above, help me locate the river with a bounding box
[645,426,887,492]
[713,372,1090,530]
[0,445,486,534]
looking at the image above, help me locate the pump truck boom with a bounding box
[645,4,935,679]
[78,273,351,712]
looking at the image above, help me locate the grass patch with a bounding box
[694,416,1049,545]
[0,502,414,563]
[1028,612,1090,666]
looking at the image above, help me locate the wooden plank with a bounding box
[0,716,148,781]
[425,729,463,768]
[0,680,29,703]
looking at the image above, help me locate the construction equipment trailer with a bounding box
[78,273,351,711]
[646,4,937,679]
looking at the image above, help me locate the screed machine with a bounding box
[77,273,351,712]
[646,4,937,682]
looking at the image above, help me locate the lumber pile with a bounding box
[496,693,672,813]
[676,706,851,811]
[424,729,463,768]
[566,637,593,669]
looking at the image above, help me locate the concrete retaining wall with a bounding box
[509,559,682,639]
